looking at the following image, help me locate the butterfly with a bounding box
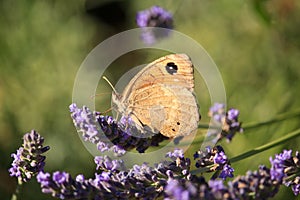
[109,54,200,138]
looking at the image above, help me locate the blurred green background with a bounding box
[1,0,300,199]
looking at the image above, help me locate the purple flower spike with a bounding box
[75,174,85,182]
[37,171,95,199]
[208,180,230,199]
[94,155,125,172]
[194,145,234,180]
[219,164,234,180]
[227,108,239,121]
[164,179,190,200]
[136,6,173,28]
[36,171,51,187]
[208,179,225,191]
[166,148,184,160]
[269,149,292,182]
[53,171,69,184]
[136,6,173,44]
[9,130,49,183]
[214,151,228,165]
[229,165,280,199]
[69,103,77,112]
[269,149,300,196]
[209,103,225,114]
[208,103,243,143]
[70,103,168,156]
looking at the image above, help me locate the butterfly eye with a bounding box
[165,62,178,75]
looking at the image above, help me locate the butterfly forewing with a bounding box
[121,54,195,101]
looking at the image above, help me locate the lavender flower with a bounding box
[166,148,184,160]
[164,178,195,200]
[9,130,49,183]
[230,165,280,199]
[166,165,280,199]
[194,145,234,180]
[209,103,225,123]
[227,108,239,121]
[219,164,234,180]
[94,155,125,172]
[164,165,281,199]
[164,176,227,200]
[136,6,173,44]
[165,163,285,200]
[136,5,173,28]
[34,147,195,199]
[208,180,230,199]
[270,150,300,195]
[165,149,191,177]
[70,103,168,156]
[69,104,102,143]
[96,149,193,199]
[213,151,227,165]
[269,149,292,182]
[9,121,299,199]
[291,177,300,195]
[70,104,126,156]
[37,171,95,199]
[35,147,298,199]
[208,103,243,143]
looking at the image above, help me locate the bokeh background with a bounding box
[1,0,300,199]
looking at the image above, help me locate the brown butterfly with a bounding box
[110,54,200,138]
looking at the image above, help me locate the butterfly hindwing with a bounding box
[128,84,199,137]
[112,53,200,138]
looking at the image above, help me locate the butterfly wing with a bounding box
[121,54,195,98]
[116,53,200,137]
[128,84,200,137]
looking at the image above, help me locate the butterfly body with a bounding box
[112,54,200,138]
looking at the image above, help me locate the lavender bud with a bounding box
[208,103,243,143]
[9,130,49,183]
[136,6,173,44]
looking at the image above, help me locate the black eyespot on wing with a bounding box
[177,122,180,125]
[166,62,178,75]
[172,128,176,132]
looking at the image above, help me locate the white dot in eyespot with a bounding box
[165,62,178,75]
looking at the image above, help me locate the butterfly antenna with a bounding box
[103,76,117,94]
[90,93,111,99]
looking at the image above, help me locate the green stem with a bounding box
[190,164,216,175]
[230,128,300,163]
[242,108,300,130]
[198,108,300,130]
[11,179,23,200]
[197,124,210,129]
